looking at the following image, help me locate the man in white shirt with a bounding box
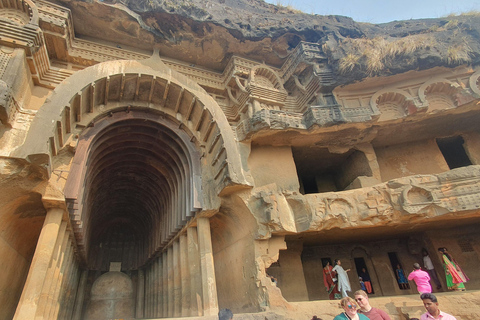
[422,248,442,290]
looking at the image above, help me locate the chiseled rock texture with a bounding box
[242,165,480,238]
[51,0,480,82]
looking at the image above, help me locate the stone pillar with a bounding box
[187,226,202,317]
[44,230,69,319]
[275,241,309,301]
[34,221,67,319]
[180,233,190,317]
[197,217,219,316]
[145,264,151,318]
[147,262,153,317]
[162,251,168,318]
[159,258,163,316]
[152,259,158,317]
[356,143,382,182]
[51,238,74,320]
[13,207,64,320]
[136,269,145,319]
[167,246,174,317]
[72,270,88,320]
[62,260,80,320]
[55,243,78,320]
[173,239,181,317]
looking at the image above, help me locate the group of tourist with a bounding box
[407,248,468,294]
[323,247,468,300]
[327,291,457,320]
[314,247,468,320]
[224,247,467,320]
[323,259,351,299]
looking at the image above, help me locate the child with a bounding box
[359,277,367,291]
[396,264,409,289]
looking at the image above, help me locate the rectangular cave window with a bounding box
[292,146,373,194]
[436,136,472,169]
[388,252,410,290]
[354,257,374,294]
[316,93,338,106]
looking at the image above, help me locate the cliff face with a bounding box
[52,0,480,83]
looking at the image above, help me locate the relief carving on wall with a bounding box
[244,166,480,238]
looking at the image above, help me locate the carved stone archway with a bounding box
[11,57,249,317]
[64,108,203,267]
[13,57,253,208]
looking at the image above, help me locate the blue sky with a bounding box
[264,0,480,23]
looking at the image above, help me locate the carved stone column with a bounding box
[145,263,151,317]
[173,239,181,317]
[197,217,219,316]
[13,207,64,320]
[51,241,74,319]
[49,233,73,319]
[156,258,163,318]
[34,221,67,319]
[180,233,190,317]
[162,251,168,318]
[136,269,145,319]
[152,259,158,317]
[167,246,174,317]
[72,270,88,320]
[187,226,202,316]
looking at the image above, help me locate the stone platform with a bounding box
[286,291,480,320]
[143,290,480,320]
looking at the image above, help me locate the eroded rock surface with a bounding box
[242,165,480,238]
[51,0,480,83]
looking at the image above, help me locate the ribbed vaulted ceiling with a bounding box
[83,117,195,270]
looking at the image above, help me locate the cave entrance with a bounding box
[79,115,200,272]
[292,146,373,194]
[65,109,208,319]
[436,135,472,169]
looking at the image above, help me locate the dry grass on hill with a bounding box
[337,35,438,75]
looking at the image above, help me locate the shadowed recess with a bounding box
[82,118,197,271]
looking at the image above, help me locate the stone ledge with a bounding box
[245,166,480,237]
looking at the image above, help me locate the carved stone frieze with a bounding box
[243,165,480,238]
[236,102,379,140]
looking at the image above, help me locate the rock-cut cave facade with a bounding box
[1,0,480,319]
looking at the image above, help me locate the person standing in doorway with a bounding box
[422,248,442,290]
[354,290,392,320]
[332,259,351,298]
[358,267,372,294]
[437,247,468,291]
[408,263,432,294]
[395,264,409,290]
[323,260,340,300]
